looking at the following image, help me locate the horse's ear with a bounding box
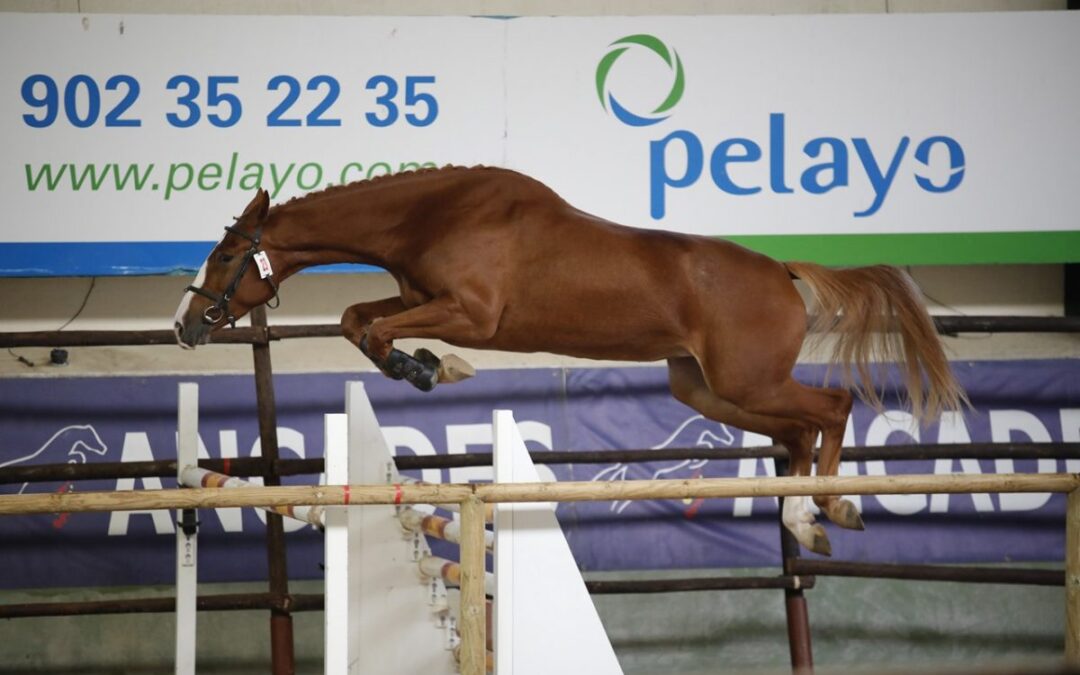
[241,188,270,223]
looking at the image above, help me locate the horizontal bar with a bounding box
[584,574,814,594]
[933,315,1080,334]
[180,465,324,527]
[0,473,1075,516]
[790,559,1063,586]
[0,575,817,621]
[399,506,494,551]
[0,457,322,485]
[419,555,496,596]
[0,593,324,619]
[0,324,340,349]
[393,442,1080,470]
[3,443,1077,486]
[0,315,1076,349]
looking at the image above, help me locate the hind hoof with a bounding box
[791,522,832,556]
[807,524,832,557]
[827,499,865,531]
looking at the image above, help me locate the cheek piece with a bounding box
[185,224,280,328]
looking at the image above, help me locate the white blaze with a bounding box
[173,259,208,348]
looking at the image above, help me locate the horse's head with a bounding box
[174,189,280,349]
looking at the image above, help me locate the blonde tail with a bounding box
[784,262,968,424]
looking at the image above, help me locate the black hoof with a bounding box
[413,347,441,370]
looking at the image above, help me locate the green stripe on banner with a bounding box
[724,231,1080,266]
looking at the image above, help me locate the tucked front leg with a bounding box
[340,297,408,347]
[362,295,492,392]
[341,297,412,379]
[359,332,439,390]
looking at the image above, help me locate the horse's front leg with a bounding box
[341,297,407,347]
[354,296,484,392]
[342,297,427,382]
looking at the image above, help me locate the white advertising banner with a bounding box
[1,12,1077,275]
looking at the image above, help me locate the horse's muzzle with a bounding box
[174,321,209,350]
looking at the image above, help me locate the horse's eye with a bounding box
[218,253,235,264]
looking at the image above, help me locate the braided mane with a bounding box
[273,164,489,210]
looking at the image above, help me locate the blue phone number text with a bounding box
[20,74,439,129]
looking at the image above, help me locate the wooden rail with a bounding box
[0,473,1074,515]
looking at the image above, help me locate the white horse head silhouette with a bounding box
[1,425,108,495]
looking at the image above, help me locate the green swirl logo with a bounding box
[596,34,685,127]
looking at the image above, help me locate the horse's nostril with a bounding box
[174,322,194,349]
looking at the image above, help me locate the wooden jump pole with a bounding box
[399,506,495,551]
[459,495,488,675]
[0,473,1075,515]
[180,466,325,528]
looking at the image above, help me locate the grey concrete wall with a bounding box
[0,570,1064,674]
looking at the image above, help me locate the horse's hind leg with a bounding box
[668,358,833,555]
[738,378,862,532]
[808,386,861,530]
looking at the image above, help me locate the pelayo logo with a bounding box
[595,34,685,127]
[595,35,966,220]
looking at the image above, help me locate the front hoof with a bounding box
[826,499,865,531]
[438,354,476,384]
[412,349,475,385]
[413,348,439,368]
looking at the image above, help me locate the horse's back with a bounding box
[393,167,806,362]
[481,184,802,359]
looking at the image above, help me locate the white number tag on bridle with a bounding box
[254,251,273,279]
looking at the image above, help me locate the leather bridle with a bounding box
[186,224,280,327]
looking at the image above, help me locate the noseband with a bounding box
[186,224,281,327]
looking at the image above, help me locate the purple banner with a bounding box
[0,359,1077,589]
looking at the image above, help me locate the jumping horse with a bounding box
[174,165,966,555]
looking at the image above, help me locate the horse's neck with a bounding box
[269,187,414,272]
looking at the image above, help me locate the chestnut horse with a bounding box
[173,165,965,555]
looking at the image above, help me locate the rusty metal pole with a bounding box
[775,456,814,674]
[250,306,295,675]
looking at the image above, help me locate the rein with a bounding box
[186,224,281,327]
